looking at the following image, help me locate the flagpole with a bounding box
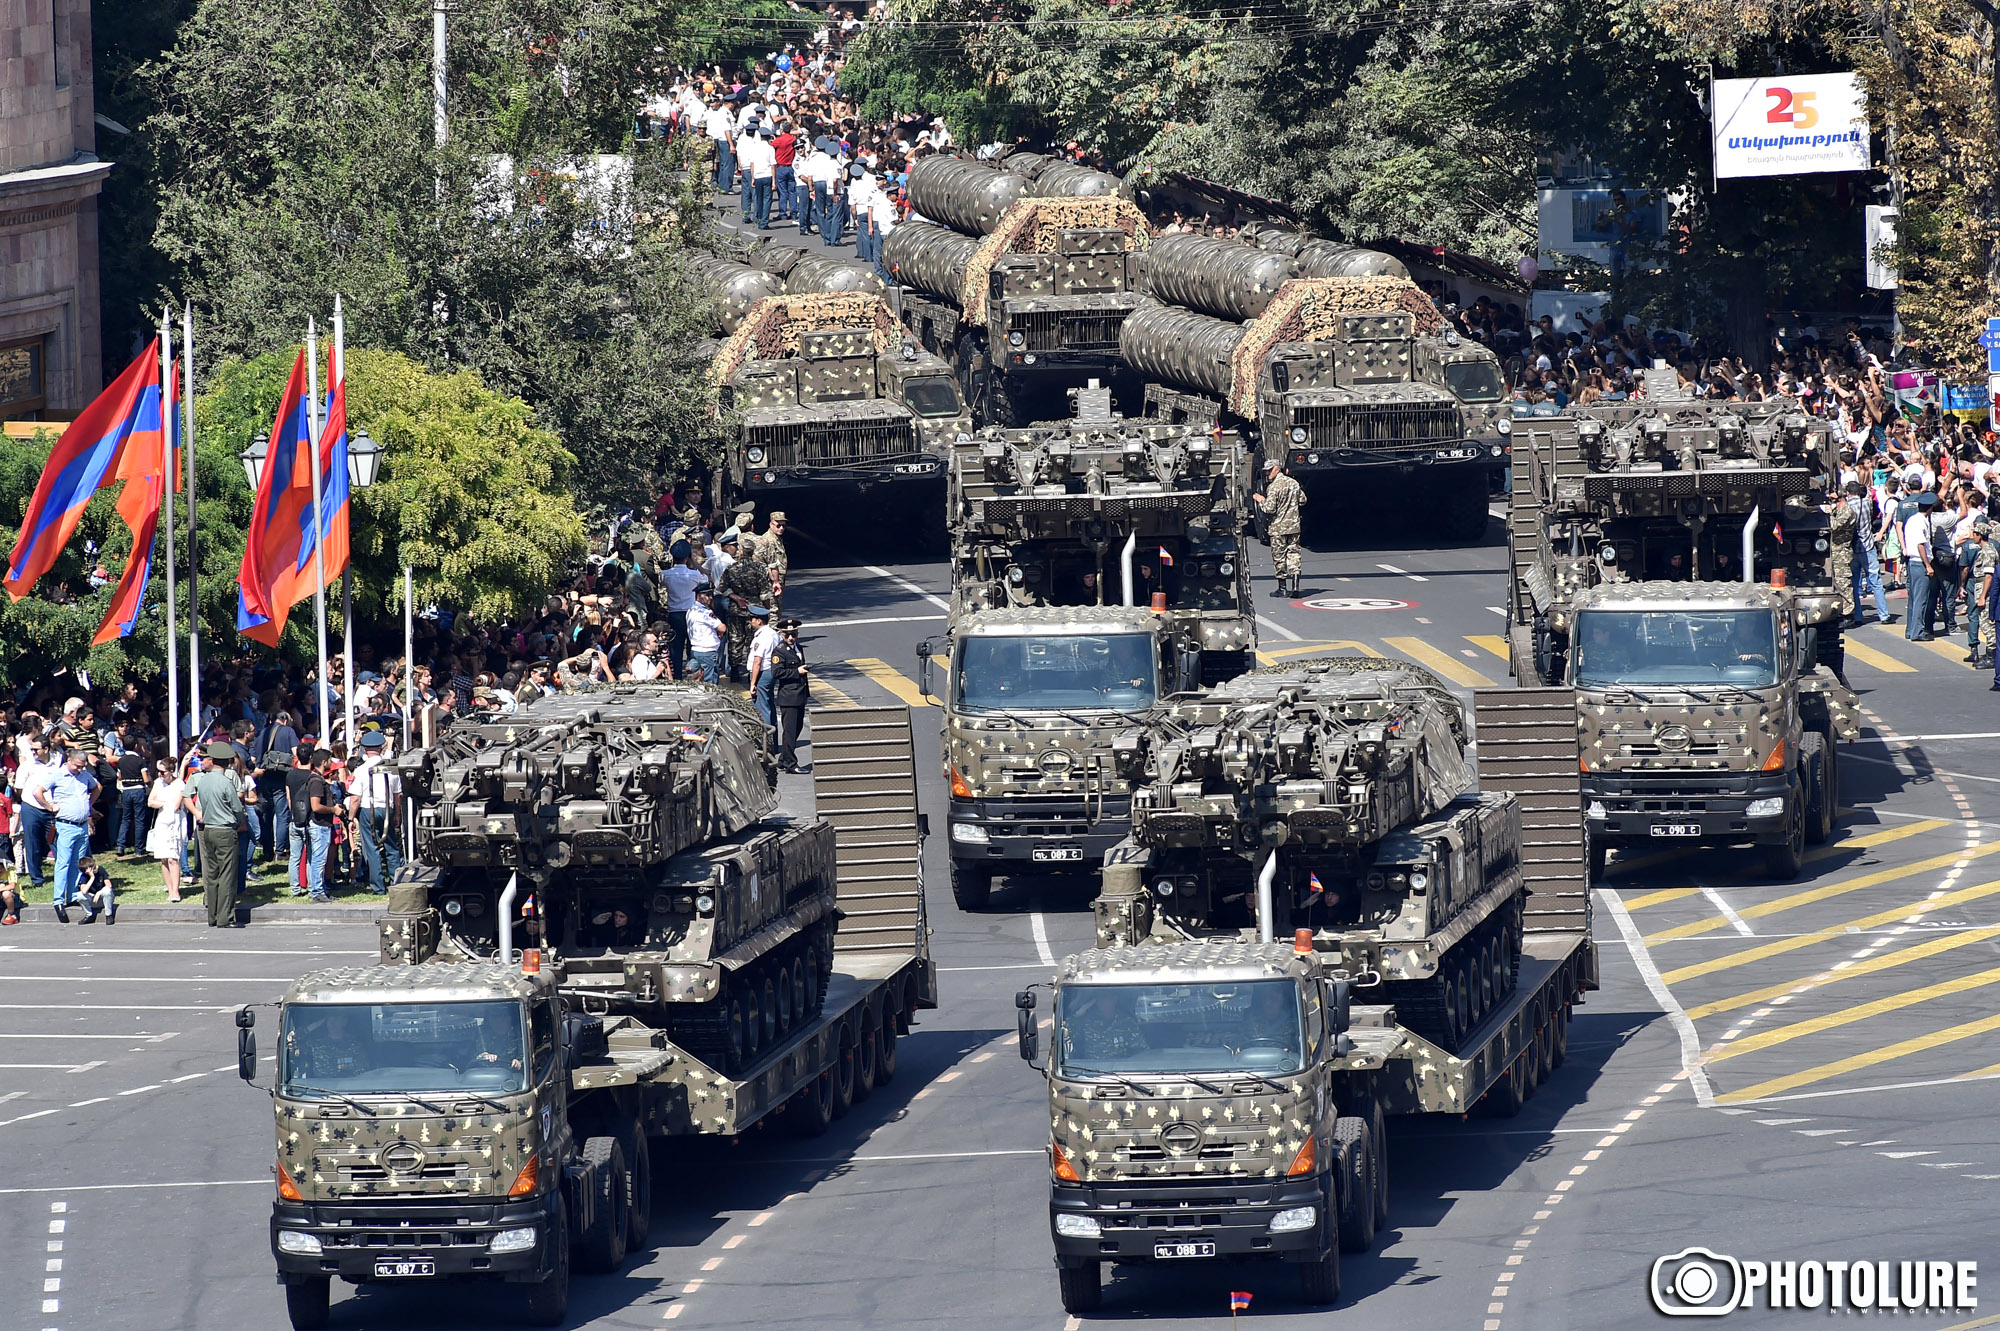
[335,295,354,750]
[404,563,414,861]
[306,317,332,742]
[182,301,200,744]
[159,310,180,763]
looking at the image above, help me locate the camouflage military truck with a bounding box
[247,694,932,1328]
[1119,233,1507,542]
[697,262,972,511]
[1018,687,1598,1312]
[1505,398,1861,879]
[884,154,1151,426]
[948,380,1257,679]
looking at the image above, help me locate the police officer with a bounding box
[1254,458,1306,599]
[771,618,811,772]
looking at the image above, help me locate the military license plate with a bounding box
[894,461,938,474]
[373,1258,436,1278]
[1649,824,1701,837]
[1032,846,1083,863]
[1154,1241,1216,1259]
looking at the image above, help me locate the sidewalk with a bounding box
[7,899,387,926]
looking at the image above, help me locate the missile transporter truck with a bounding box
[1505,399,1861,880]
[695,257,971,510]
[1119,232,1507,542]
[250,690,933,1328]
[1019,677,1598,1311]
[885,154,1151,426]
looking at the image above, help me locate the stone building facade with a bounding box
[0,0,108,420]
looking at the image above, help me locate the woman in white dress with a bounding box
[145,759,190,902]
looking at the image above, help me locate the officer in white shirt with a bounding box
[705,101,737,192]
[347,731,403,894]
[740,124,779,228]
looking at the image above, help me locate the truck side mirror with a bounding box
[1798,626,1818,673]
[238,1026,259,1082]
[915,640,933,700]
[1016,990,1039,1063]
[1329,979,1351,1038]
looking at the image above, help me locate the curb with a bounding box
[5,903,386,926]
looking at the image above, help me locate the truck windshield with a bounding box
[902,376,963,417]
[1444,361,1506,403]
[1055,980,1304,1077]
[280,1000,529,1098]
[1571,609,1780,688]
[955,633,1157,713]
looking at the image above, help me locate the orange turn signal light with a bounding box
[522,948,541,975]
[276,1160,303,1201]
[1051,1140,1081,1182]
[1293,928,1313,955]
[948,765,973,799]
[1578,755,1589,773]
[1761,738,1788,772]
[1286,1134,1317,1177]
[508,1155,541,1197]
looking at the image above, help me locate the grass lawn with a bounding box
[12,849,388,908]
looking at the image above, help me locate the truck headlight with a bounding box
[950,822,990,845]
[1408,870,1428,891]
[696,893,716,913]
[1497,416,1512,435]
[1269,1205,1317,1234]
[1008,331,1025,348]
[746,447,766,465]
[1586,801,1607,820]
[1746,797,1786,819]
[1290,427,1307,442]
[1153,878,1176,898]
[277,1230,323,1256]
[489,1226,538,1255]
[1219,561,1235,575]
[1055,1213,1102,1239]
[1306,453,1320,464]
[1490,444,1504,456]
[1023,354,1037,365]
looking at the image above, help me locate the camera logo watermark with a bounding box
[1650,1247,1977,1317]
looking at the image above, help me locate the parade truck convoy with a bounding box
[1018,661,1597,1310]
[244,689,932,1328]
[1505,397,1861,879]
[925,387,1259,911]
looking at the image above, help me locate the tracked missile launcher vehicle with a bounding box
[1504,397,1861,880]
[1095,658,1526,1054]
[1118,233,1506,542]
[885,154,1151,426]
[947,381,1257,682]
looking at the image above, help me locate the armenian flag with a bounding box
[1157,546,1175,566]
[237,349,350,646]
[1230,1290,1253,1311]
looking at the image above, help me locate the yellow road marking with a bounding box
[848,658,932,708]
[810,679,860,709]
[1686,926,2000,1020]
[1466,634,1511,660]
[1909,635,1978,668]
[1708,963,2000,1062]
[1382,637,1496,688]
[1840,636,1919,673]
[1716,1009,2000,1103]
[1956,1060,2000,1082]
[1645,833,2000,943]
[1619,817,1953,886]
[1623,888,1700,911]
[1661,875,2000,986]
[1263,640,1384,659]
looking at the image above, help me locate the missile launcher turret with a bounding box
[1095,658,1526,1053]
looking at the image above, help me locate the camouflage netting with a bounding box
[961,197,1152,324]
[707,292,898,388]
[1226,276,1441,416]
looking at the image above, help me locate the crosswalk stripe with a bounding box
[1908,635,1978,668]
[1622,888,1700,911]
[1707,963,2000,1062]
[1466,634,1511,660]
[1660,875,2000,986]
[1644,835,2000,943]
[1716,1009,2000,1103]
[811,680,860,709]
[848,658,933,708]
[1840,637,1919,673]
[1685,926,2000,1020]
[1382,637,1496,688]
[1264,641,1383,659]
[1616,817,1953,883]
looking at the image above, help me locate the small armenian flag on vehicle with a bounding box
[1229,1290,1253,1311]
[680,725,707,743]
[1157,546,1174,566]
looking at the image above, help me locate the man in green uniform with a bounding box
[1254,458,1307,599]
[192,741,248,928]
[718,541,772,684]
[750,511,790,612]
[1969,517,1996,666]
[1827,492,1857,622]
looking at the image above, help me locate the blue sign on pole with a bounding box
[1981,317,2000,374]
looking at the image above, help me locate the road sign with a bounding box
[1982,318,2000,374]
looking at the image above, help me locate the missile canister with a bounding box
[1117,297,1247,400]
[785,250,889,296]
[882,220,983,302]
[1030,161,1124,198]
[907,155,1034,236]
[1145,233,1299,322]
[688,253,784,334]
[1247,229,1410,280]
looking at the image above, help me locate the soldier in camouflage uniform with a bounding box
[1059,987,1148,1062]
[1969,517,1996,667]
[1826,493,1857,622]
[749,511,790,612]
[718,544,772,683]
[1255,458,1307,599]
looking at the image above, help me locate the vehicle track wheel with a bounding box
[1476,937,1495,1019]
[523,1192,570,1326]
[1335,1116,1377,1252]
[1058,1259,1103,1313]
[831,1021,857,1119]
[876,992,900,1085]
[760,975,781,1048]
[284,1278,330,1330]
[1489,934,1509,1013]
[791,956,813,1025]
[742,986,764,1064]
[723,995,747,1076]
[576,1136,630,1273]
[1453,957,1475,1042]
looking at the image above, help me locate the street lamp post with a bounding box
[342,422,382,748]
[239,431,269,492]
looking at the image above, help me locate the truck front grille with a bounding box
[748,419,920,468]
[1012,309,1129,353]
[1294,402,1460,449]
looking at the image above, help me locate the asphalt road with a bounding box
[5,503,1998,1330]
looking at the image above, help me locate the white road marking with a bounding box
[0,1034,179,1041]
[860,565,950,612]
[1699,888,1755,937]
[1487,605,1507,616]
[938,963,1052,972]
[1029,911,1055,967]
[1720,1069,2000,1105]
[1601,890,1714,1107]
[1254,613,1302,642]
[1377,562,1428,582]
[0,948,370,956]
[0,976,295,983]
[0,1092,24,1106]
[802,614,946,628]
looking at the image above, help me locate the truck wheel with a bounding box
[1484,1055,1526,1119]
[788,1066,836,1137]
[1057,1258,1103,1313]
[1335,1116,1377,1252]
[950,860,992,911]
[831,1021,857,1119]
[723,995,748,1075]
[760,975,781,1049]
[773,967,796,1038]
[621,1124,653,1252]
[284,1278,330,1330]
[523,1193,570,1326]
[1801,731,1834,845]
[852,1009,879,1104]
[743,986,765,1064]
[790,956,812,1026]
[576,1136,630,1273]
[1763,790,1805,879]
[1370,1100,1390,1231]
[1297,1234,1342,1305]
[875,995,900,1084]
[1550,1004,1569,1070]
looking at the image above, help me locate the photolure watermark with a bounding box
[1649,1247,1977,1317]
